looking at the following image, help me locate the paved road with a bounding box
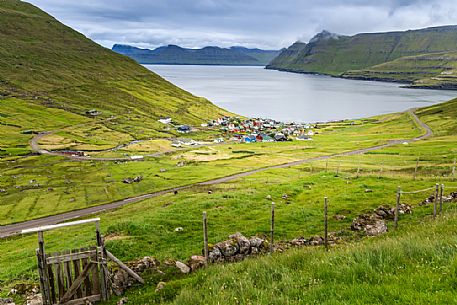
[0,110,431,238]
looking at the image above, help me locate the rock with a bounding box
[215,239,239,257]
[266,195,272,200]
[308,236,324,246]
[117,297,128,305]
[0,298,15,305]
[290,237,307,246]
[365,220,388,236]
[334,215,346,221]
[133,176,143,183]
[26,294,42,305]
[111,269,131,296]
[175,261,191,274]
[160,168,167,173]
[174,227,184,232]
[249,236,265,248]
[281,194,288,199]
[208,190,213,194]
[187,255,206,271]
[123,178,133,184]
[365,189,373,193]
[130,256,160,274]
[208,247,223,263]
[176,161,185,167]
[155,282,166,292]
[123,176,142,184]
[229,233,250,254]
[0,189,7,193]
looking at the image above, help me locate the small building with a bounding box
[86,109,101,116]
[274,133,287,142]
[158,117,172,124]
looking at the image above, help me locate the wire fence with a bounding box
[196,182,457,265]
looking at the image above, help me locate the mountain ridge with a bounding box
[267,25,457,89]
[112,44,280,66]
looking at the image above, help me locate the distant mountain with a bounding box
[267,25,457,89]
[112,44,281,66]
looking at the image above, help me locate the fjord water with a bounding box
[146,65,457,122]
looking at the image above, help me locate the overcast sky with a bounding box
[27,0,457,50]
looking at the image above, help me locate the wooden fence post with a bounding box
[270,202,275,254]
[433,183,439,219]
[95,220,109,301]
[37,231,51,305]
[336,162,340,176]
[414,158,419,181]
[202,211,209,266]
[440,184,444,216]
[394,187,401,229]
[325,161,328,173]
[453,159,456,181]
[324,197,329,251]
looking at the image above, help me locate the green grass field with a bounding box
[1,98,457,304]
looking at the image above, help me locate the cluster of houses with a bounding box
[204,116,315,143]
[157,115,316,145]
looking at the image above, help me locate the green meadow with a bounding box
[1,98,457,304]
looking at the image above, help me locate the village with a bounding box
[168,116,316,147]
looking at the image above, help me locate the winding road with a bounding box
[0,110,431,238]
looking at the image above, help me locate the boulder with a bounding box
[117,297,128,305]
[187,255,206,271]
[365,220,388,236]
[26,293,42,305]
[229,233,250,254]
[175,261,191,274]
[131,256,160,274]
[215,239,239,257]
[290,237,307,247]
[111,269,132,296]
[208,247,223,263]
[0,298,15,305]
[249,236,265,248]
[308,236,324,246]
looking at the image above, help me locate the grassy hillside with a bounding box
[343,52,457,89]
[267,26,457,78]
[0,0,231,155]
[2,97,457,304]
[112,44,280,66]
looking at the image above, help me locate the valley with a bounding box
[2,1,457,305]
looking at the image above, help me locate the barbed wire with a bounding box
[400,187,435,194]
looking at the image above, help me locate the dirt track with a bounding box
[0,110,431,238]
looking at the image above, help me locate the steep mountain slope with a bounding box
[112,44,280,66]
[342,51,457,89]
[0,0,231,155]
[267,26,457,76]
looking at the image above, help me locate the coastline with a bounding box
[265,66,457,91]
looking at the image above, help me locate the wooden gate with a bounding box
[24,219,110,305]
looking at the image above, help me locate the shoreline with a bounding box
[265,66,457,91]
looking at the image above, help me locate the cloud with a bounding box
[27,0,457,49]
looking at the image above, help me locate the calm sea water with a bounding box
[145,65,457,123]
